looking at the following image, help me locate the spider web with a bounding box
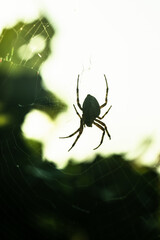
[0,14,160,240]
[0,17,53,70]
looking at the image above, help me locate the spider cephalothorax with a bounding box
[60,74,112,151]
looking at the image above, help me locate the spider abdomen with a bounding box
[82,94,100,127]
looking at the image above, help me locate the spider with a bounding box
[60,74,112,151]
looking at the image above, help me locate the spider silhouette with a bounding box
[60,74,112,151]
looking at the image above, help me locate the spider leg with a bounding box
[60,105,82,139]
[73,104,81,119]
[95,118,111,139]
[60,119,84,151]
[68,125,83,151]
[93,122,105,150]
[100,74,109,109]
[98,105,112,120]
[59,128,80,139]
[77,75,83,110]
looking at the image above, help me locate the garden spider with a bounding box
[60,74,112,151]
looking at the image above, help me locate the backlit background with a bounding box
[1,0,160,168]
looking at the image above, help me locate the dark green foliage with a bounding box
[0,147,159,239]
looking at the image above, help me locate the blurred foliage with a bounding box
[0,60,66,122]
[0,149,160,239]
[0,17,55,70]
[0,17,160,240]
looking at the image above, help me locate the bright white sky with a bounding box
[1,0,160,168]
